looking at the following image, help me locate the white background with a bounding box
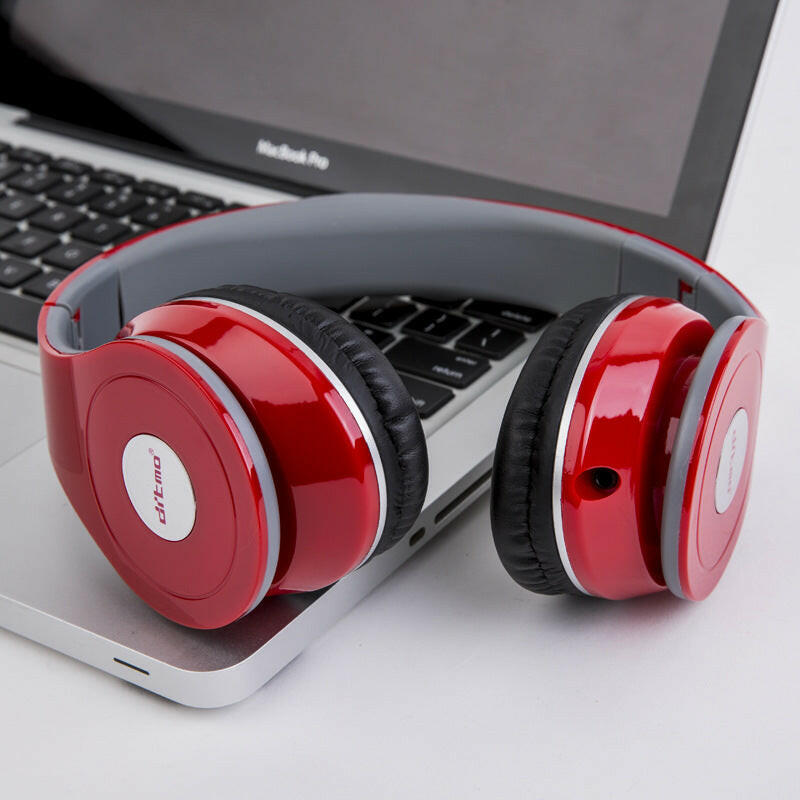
[1,2,799,797]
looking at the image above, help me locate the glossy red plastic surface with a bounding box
[121,299,381,595]
[559,297,714,599]
[675,317,766,600]
[38,335,270,628]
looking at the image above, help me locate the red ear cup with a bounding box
[491,295,762,601]
[78,333,281,628]
[79,286,425,628]
[660,315,765,600]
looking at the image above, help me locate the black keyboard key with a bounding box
[1,229,59,257]
[42,241,102,271]
[387,338,490,389]
[350,297,417,329]
[133,180,176,200]
[29,205,86,233]
[131,202,191,228]
[176,190,222,212]
[9,146,49,166]
[402,308,469,343]
[110,228,146,246]
[0,194,44,220]
[89,191,146,217]
[0,141,9,154]
[356,324,396,350]
[411,295,467,310]
[48,181,104,205]
[463,299,553,331]
[0,161,23,181]
[225,202,247,211]
[457,321,525,360]
[399,374,454,419]
[51,158,90,176]
[0,290,43,341]
[22,269,68,300]
[315,295,361,313]
[0,219,16,240]
[7,170,62,194]
[0,258,41,288]
[91,169,134,188]
[72,216,129,245]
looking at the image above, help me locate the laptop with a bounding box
[0,1,779,706]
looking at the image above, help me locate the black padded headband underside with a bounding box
[45,194,756,352]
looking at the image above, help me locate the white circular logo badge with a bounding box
[714,408,749,514]
[121,434,196,541]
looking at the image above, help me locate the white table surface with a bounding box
[2,4,799,798]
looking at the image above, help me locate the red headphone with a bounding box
[38,195,766,628]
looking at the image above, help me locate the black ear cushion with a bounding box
[490,295,632,595]
[184,285,428,556]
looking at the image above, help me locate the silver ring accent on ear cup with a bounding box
[550,296,641,595]
[181,297,389,569]
[132,335,282,614]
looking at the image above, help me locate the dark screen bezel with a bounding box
[0,0,778,257]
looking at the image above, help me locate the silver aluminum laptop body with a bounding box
[0,0,778,706]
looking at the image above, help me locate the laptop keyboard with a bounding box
[0,138,553,421]
[320,295,552,418]
[0,140,245,344]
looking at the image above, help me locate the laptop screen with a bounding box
[0,1,777,256]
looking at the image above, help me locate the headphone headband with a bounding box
[42,193,758,353]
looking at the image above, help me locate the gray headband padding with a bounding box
[45,193,757,352]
